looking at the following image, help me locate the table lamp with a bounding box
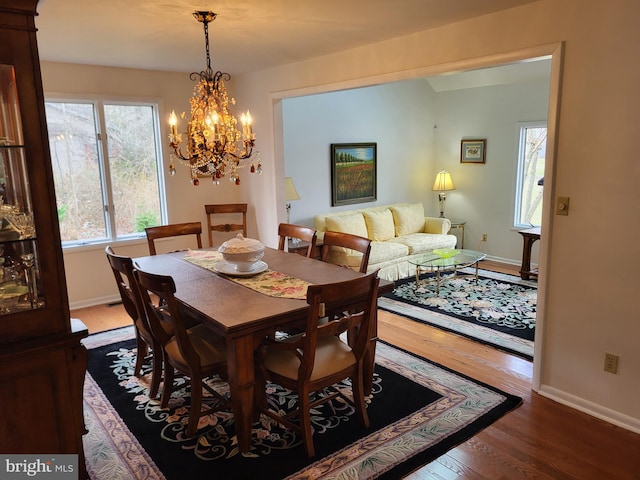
[285,177,300,224]
[432,170,455,218]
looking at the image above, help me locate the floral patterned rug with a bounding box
[82,327,521,480]
[378,268,537,359]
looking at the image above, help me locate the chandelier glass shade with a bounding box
[168,11,260,186]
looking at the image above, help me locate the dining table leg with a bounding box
[226,334,255,453]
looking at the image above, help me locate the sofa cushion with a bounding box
[390,203,425,236]
[325,213,368,238]
[368,240,410,265]
[393,233,457,254]
[325,246,365,270]
[363,209,395,241]
[315,203,412,234]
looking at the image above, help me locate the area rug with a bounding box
[378,268,537,360]
[82,326,522,480]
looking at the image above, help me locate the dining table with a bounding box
[133,246,393,453]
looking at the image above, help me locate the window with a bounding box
[514,122,546,227]
[45,99,166,246]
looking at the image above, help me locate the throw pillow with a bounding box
[363,209,395,241]
[390,203,425,236]
[325,213,369,238]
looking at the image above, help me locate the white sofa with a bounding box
[314,202,457,281]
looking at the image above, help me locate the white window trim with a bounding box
[514,120,546,229]
[44,93,168,248]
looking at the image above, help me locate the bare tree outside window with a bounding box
[104,104,162,236]
[45,99,166,245]
[515,122,546,227]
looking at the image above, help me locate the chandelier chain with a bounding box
[204,16,211,72]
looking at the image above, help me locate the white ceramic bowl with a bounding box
[218,234,265,271]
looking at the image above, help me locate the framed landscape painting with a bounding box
[330,143,377,206]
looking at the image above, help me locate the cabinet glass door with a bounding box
[0,64,43,314]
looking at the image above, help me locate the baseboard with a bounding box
[538,385,640,435]
[483,254,522,267]
[69,294,121,311]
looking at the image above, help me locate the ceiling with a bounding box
[35,0,538,75]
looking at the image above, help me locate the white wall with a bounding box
[233,0,640,432]
[282,79,437,227]
[434,80,550,261]
[282,77,550,265]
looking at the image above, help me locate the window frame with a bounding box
[44,94,168,248]
[514,120,547,229]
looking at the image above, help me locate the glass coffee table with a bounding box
[408,249,487,295]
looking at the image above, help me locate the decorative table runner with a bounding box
[182,250,310,300]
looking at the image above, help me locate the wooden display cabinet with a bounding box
[0,1,88,477]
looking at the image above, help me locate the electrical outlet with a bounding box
[604,353,619,374]
[481,233,487,242]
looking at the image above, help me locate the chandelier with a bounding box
[168,11,261,186]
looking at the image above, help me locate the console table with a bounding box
[518,226,541,280]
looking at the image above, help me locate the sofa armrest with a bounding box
[423,217,451,234]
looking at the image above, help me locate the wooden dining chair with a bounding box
[105,246,164,398]
[277,223,317,257]
[204,203,248,247]
[321,231,372,273]
[144,222,203,255]
[255,271,380,457]
[134,268,230,438]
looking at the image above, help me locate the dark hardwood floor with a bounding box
[73,260,640,479]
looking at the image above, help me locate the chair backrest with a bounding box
[298,271,380,381]
[105,246,150,336]
[277,223,317,257]
[134,268,197,365]
[205,203,248,247]
[321,231,372,273]
[145,222,203,255]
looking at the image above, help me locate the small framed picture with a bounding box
[461,139,486,164]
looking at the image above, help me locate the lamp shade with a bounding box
[285,177,300,201]
[432,170,455,192]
